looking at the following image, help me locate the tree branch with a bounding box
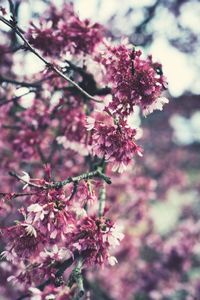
[9,168,112,190]
[0,90,35,107]
[0,75,41,88]
[0,192,37,198]
[68,258,84,300]
[16,252,80,300]
[48,168,112,189]
[98,182,106,217]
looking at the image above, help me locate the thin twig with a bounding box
[68,181,79,201]
[35,144,48,164]
[72,259,85,300]
[0,75,41,88]
[9,171,44,189]
[98,182,106,217]
[0,192,37,198]
[0,90,35,107]
[15,252,80,300]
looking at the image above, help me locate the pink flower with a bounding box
[71,216,124,266]
[2,224,44,259]
[87,112,142,172]
[21,223,37,238]
[20,171,31,190]
[143,96,169,116]
[29,285,71,300]
[99,44,168,117]
[27,203,47,221]
[40,245,72,261]
[28,3,104,56]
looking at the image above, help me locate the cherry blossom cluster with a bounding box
[28,3,104,56]
[98,42,168,117]
[1,183,123,287]
[87,111,143,172]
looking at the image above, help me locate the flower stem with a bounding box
[98,182,106,217]
[72,259,85,299]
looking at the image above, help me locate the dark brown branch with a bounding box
[63,60,111,97]
[0,75,41,88]
[68,181,79,201]
[0,90,35,107]
[0,192,37,198]
[35,144,48,164]
[7,0,21,48]
[16,252,80,300]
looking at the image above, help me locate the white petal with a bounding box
[27,204,43,213]
[108,256,118,266]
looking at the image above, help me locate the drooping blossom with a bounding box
[98,42,168,117]
[71,215,124,266]
[27,3,104,57]
[29,285,72,300]
[87,111,143,172]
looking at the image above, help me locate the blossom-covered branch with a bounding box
[0,15,102,103]
[16,251,81,300]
